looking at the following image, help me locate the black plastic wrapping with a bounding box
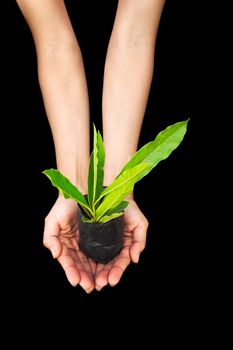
[77,208,124,264]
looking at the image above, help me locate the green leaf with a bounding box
[87,126,106,212]
[118,119,189,181]
[104,200,129,216]
[95,163,150,220]
[95,131,105,202]
[95,162,150,206]
[43,169,93,217]
[82,216,96,223]
[88,124,98,207]
[87,150,95,207]
[98,212,124,224]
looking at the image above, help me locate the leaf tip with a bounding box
[92,122,97,133]
[42,169,50,177]
[42,168,57,177]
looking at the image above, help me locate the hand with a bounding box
[43,196,97,293]
[95,199,149,291]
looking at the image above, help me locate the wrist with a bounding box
[104,154,137,201]
[55,140,89,196]
[103,156,133,187]
[125,192,134,201]
[104,166,134,201]
[56,164,88,195]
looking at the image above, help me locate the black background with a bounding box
[3,0,200,331]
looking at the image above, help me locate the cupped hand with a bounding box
[43,196,97,293]
[95,199,149,291]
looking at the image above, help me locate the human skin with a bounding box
[97,0,165,290]
[16,0,165,292]
[16,0,90,191]
[16,0,92,292]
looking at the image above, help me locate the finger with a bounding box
[81,277,94,293]
[130,221,148,263]
[88,257,97,276]
[43,218,62,258]
[77,270,94,293]
[75,250,95,293]
[57,253,81,287]
[130,241,141,263]
[95,264,110,291]
[108,248,131,287]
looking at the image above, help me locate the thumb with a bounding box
[43,218,62,259]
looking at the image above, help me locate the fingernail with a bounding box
[85,288,93,294]
[51,246,56,258]
[136,253,140,263]
[95,286,102,292]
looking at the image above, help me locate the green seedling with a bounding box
[43,120,189,223]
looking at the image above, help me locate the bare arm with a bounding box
[16,0,93,291]
[94,0,165,290]
[16,0,90,193]
[103,0,165,188]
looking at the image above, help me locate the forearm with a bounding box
[38,45,90,193]
[103,0,165,190]
[103,39,154,188]
[17,0,90,194]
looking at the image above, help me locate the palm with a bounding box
[43,197,96,293]
[95,199,148,291]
